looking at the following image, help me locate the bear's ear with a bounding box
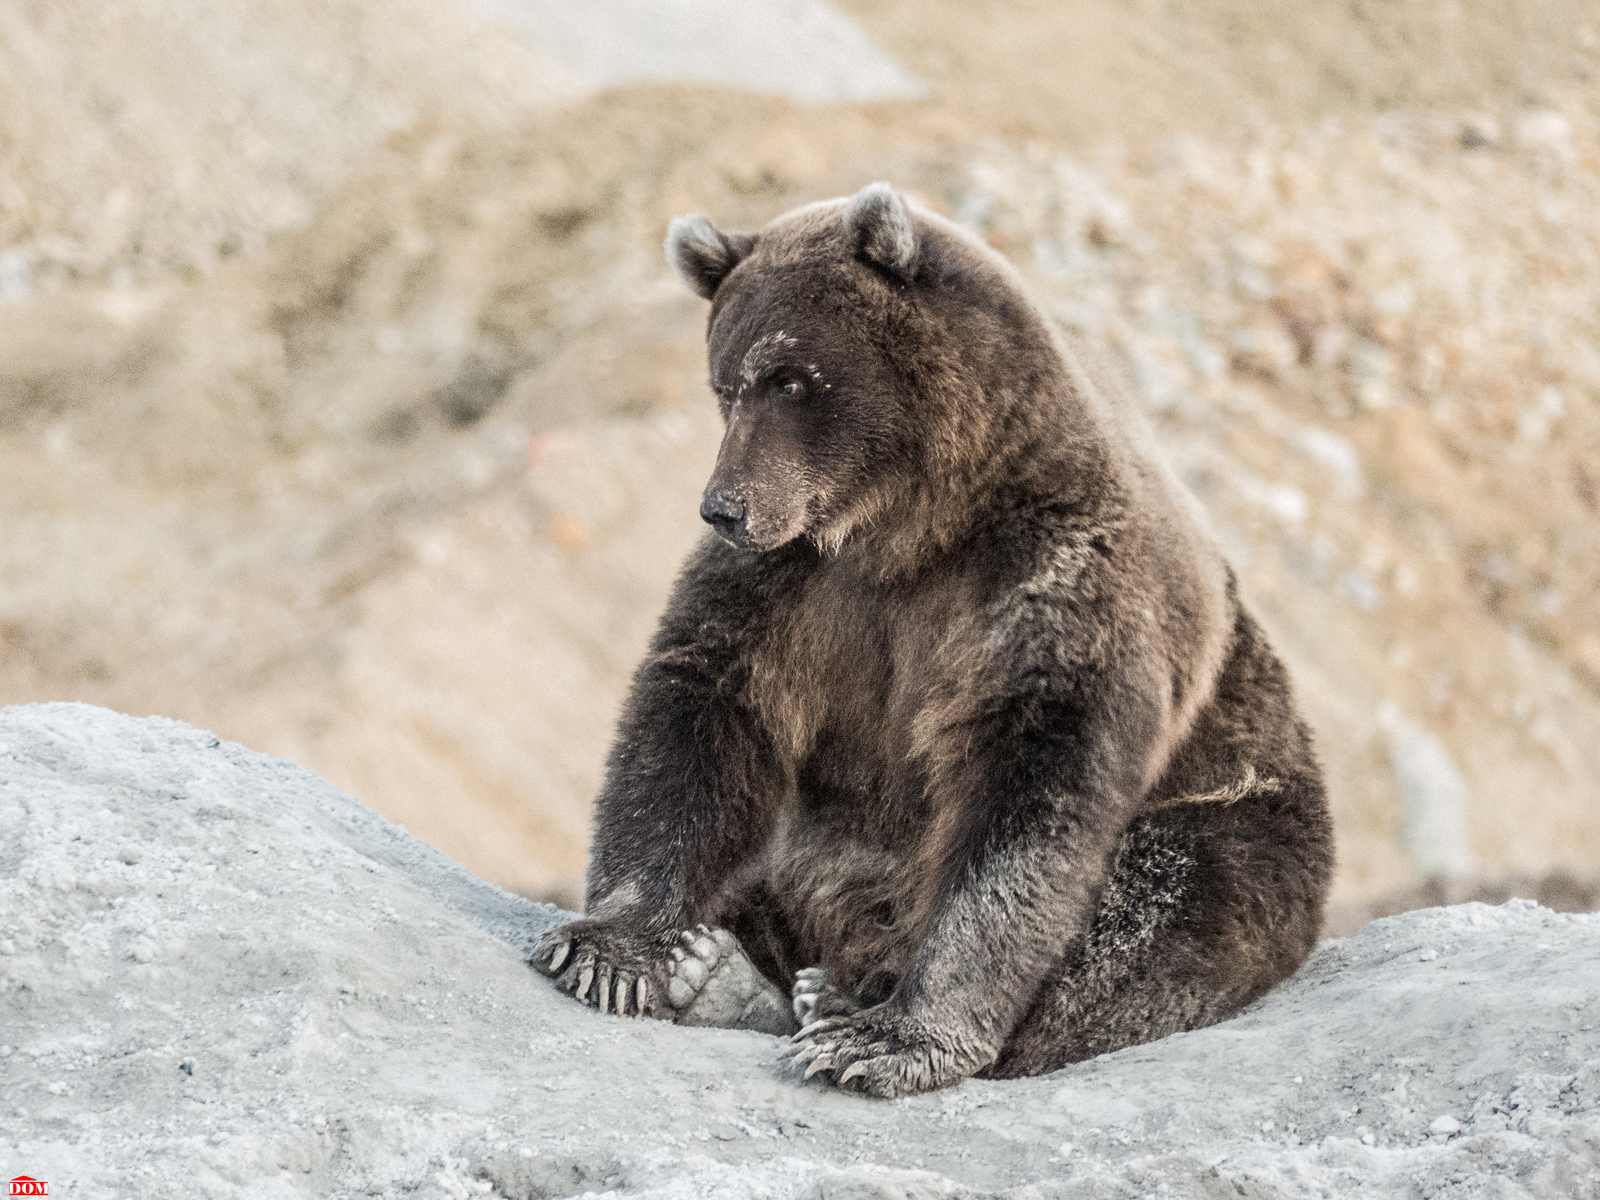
[845,182,917,282]
[665,215,756,300]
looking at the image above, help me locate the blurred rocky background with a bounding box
[3,0,1597,929]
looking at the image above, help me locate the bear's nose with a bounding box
[699,489,750,547]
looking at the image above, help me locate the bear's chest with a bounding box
[746,563,977,821]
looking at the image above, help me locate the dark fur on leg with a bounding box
[991,608,1333,1074]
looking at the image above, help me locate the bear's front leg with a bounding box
[530,557,788,1021]
[788,674,1156,1097]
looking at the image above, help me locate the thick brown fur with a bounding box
[533,184,1334,1097]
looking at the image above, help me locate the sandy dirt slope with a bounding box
[1,2,1598,907]
[479,0,925,103]
[0,0,579,289]
[2,704,1598,1198]
[836,0,1595,147]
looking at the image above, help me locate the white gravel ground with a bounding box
[2,703,1597,1198]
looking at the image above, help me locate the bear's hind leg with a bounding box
[988,781,1331,1077]
[792,965,899,1029]
[792,967,858,1028]
[664,925,797,1035]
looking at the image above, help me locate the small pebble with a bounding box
[1418,949,1438,961]
[1430,1115,1462,1137]
[120,847,143,865]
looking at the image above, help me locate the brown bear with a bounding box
[533,183,1334,1098]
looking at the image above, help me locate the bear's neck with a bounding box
[838,376,1119,585]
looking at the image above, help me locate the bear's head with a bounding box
[665,183,1067,561]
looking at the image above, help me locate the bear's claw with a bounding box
[803,1054,837,1080]
[784,1007,987,1098]
[532,919,670,1018]
[531,919,795,1034]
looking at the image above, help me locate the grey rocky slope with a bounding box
[1,703,1597,1198]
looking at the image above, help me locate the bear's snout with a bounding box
[700,489,752,549]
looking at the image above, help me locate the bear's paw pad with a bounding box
[668,925,796,1036]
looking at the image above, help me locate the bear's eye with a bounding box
[776,377,803,397]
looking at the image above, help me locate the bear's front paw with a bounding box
[531,918,676,1017]
[783,1005,991,1098]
